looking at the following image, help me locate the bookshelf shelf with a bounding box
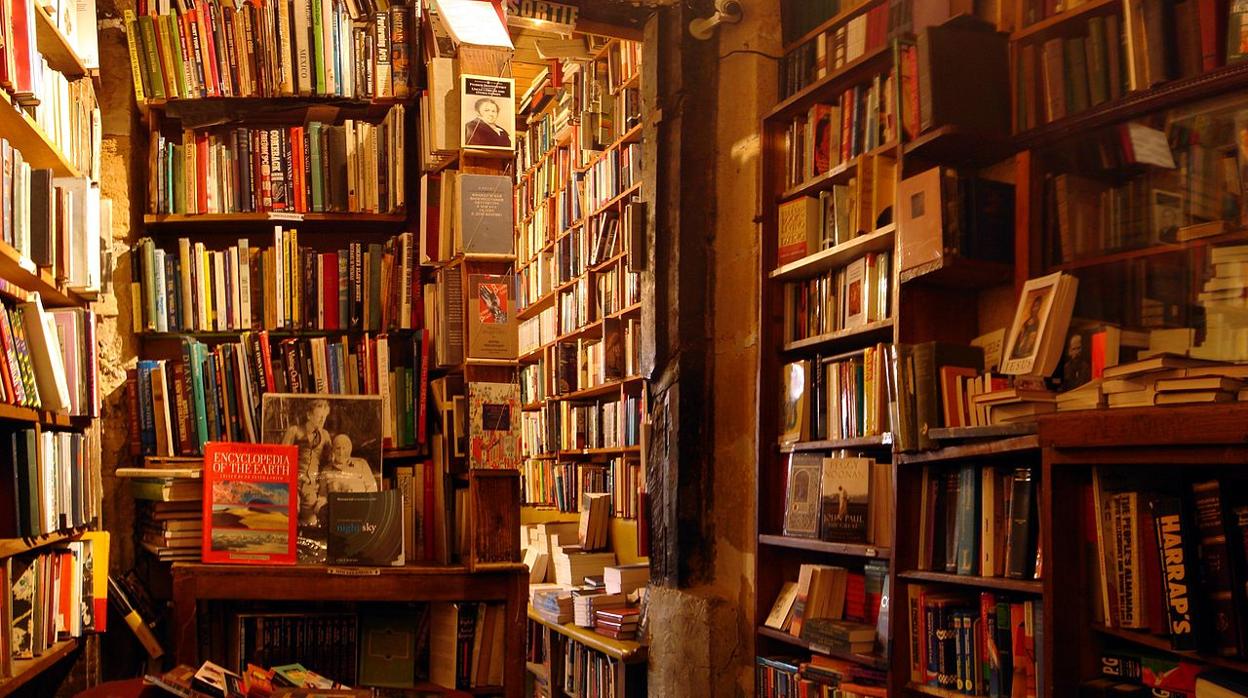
[898,255,1013,288]
[758,534,890,560]
[0,403,82,429]
[1048,228,1248,273]
[1092,625,1248,675]
[555,319,605,345]
[1010,0,1119,42]
[1015,61,1248,150]
[383,449,423,460]
[907,682,970,698]
[586,181,643,221]
[769,225,896,282]
[781,433,892,452]
[901,126,1014,168]
[0,526,90,559]
[782,318,894,353]
[778,142,898,203]
[896,435,1041,465]
[526,607,645,662]
[32,4,88,78]
[518,346,544,364]
[517,290,557,320]
[926,423,1037,442]
[755,625,887,669]
[140,95,412,115]
[522,401,546,411]
[0,639,79,696]
[557,445,641,458]
[0,88,82,178]
[555,376,644,402]
[141,212,408,228]
[0,241,86,308]
[138,328,420,341]
[766,43,893,122]
[897,570,1043,594]
[608,302,642,319]
[781,0,887,54]
[589,250,629,274]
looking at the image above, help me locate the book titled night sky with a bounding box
[327,490,404,566]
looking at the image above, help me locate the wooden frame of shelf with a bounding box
[142,212,408,228]
[0,639,79,697]
[173,564,528,696]
[756,625,888,670]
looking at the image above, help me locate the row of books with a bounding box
[763,559,888,646]
[430,602,507,690]
[521,460,603,513]
[552,201,636,288]
[523,321,640,395]
[418,171,514,265]
[135,497,200,563]
[782,82,897,192]
[1,163,105,295]
[131,233,423,334]
[520,395,642,457]
[422,266,519,368]
[5,538,108,674]
[780,345,891,444]
[905,587,1042,697]
[781,251,891,343]
[1091,467,1248,659]
[584,143,640,213]
[0,428,97,539]
[756,655,887,698]
[1017,15,1124,132]
[781,455,893,546]
[148,111,406,215]
[895,167,1014,280]
[2,0,99,98]
[0,299,96,416]
[917,465,1040,581]
[32,68,99,183]
[229,612,361,685]
[125,332,429,456]
[124,1,415,102]
[779,0,903,99]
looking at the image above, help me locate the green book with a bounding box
[183,340,209,453]
[142,238,159,331]
[358,607,419,688]
[156,14,179,98]
[164,14,188,99]
[311,0,326,95]
[138,14,166,100]
[955,465,980,576]
[309,122,323,212]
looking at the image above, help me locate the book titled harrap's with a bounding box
[328,490,404,566]
[202,442,299,565]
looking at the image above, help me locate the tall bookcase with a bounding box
[759,1,1248,696]
[0,1,104,693]
[121,2,533,694]
[513,34,649,698]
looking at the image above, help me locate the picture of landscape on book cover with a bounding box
[202,441,298,565]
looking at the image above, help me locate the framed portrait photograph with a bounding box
[1000,271,1078,377]
[460,74,516,151]
[261,393,384,563]
[782,453,823,538]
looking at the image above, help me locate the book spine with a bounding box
[1151,494,1200,652]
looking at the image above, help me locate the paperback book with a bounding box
[202,442,299,565]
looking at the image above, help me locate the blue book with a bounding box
[137,360,158,455]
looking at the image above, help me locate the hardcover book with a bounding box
[783,453,822,538]
[201,441,298,565]
[327,490,404,566]
[777,196,821,267]
[466,273,517,360]
[261,394,383,563]
[468,382,520,469]
[455,174,515,255]
[820,457,870,543]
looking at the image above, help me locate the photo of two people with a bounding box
[261,394,383,562]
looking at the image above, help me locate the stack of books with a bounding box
[594,607,640,640]
[1194,244,1248,362]
[572,591,624,628]
[552,546,615,587]
[531,585,573,625]
[1098,355,1248,408]
[969,385,1057,425]
[119,464,203,563]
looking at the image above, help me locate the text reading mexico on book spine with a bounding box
[202,442,299,565]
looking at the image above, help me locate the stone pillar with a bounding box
[643,0,778,695]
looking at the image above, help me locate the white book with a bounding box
[322,0,336,95]
[193,242,208,331]
[153,248,168,333]
[294,0,312,95]
[338,10,352,97]
[377,337,392,444]
[229,246,242,330]
[277,0,294,94]
[273,226,285,329]
[21,296,71,412]
[42,432,55,533]
[238,238,251,330]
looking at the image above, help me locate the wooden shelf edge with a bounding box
[32,4,88,78]
[527,606,646,661]
[755,625,887,669]
[897,569,1043,594]
[781,433,893,452]
[1092,624,1248,674]
[0,526,90,559]
[1010,0,1118,42]
[0,638,79,695]
[782,318,894,353]
[143,212,407,226]
[896,435,1041,464]
[758,534,891,560]
[770,225,896,282]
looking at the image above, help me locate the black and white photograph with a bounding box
[461,74,516,150]
[261,393,383,563]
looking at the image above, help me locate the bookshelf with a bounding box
[0,0,105,689]
[759,1,1248,696]
[119,1,535,693]
[511,33,650,698]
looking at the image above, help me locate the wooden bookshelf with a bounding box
[0,88,82,178]
[31,5,88,78]
[769,225,896,282]
[897,570,1043,595]
[781,433,893,453]
[0,639,80,697]
[1092,625,1248,675]
[756,625,888,670]
[782,318,894,353]
[758,534,890,560]
[781,0,888,55]
[526,606,645,662]
[1009,0,1119,41]
[142,212,409,228]
[767,43,894,122]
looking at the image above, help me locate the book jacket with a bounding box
[202,441,299,565]
[327,490,404,566]
[468,382,520,469]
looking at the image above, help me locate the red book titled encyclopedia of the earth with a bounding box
[202,441,299,565]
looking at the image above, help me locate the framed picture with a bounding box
[261,394,383,563]
[1001,272,1063,376]
[782,454,823,538]
[460,74,515,151]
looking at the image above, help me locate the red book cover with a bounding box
[1091,330,1107,379]
[291,126,305,212]
[201,441,299,565]
[258,330,275,392]
[1198,0,1226,71]
[196,132,209,213]
[324,253,339,330]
